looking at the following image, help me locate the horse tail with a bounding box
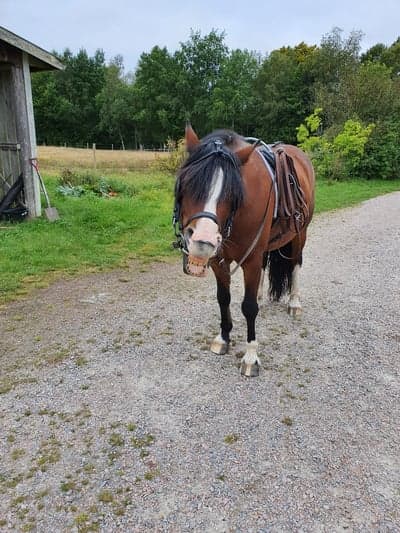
[266,243,297,301]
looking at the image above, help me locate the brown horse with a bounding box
[173,125,315,377]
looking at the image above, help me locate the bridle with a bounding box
[172,138,274,275]
[172,139,237,255]
[172,203,235,256]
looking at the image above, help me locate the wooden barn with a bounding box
[0,26,63,219]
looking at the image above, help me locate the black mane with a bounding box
[176,130,245,212]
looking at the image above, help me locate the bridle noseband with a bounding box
[172,204,234,256]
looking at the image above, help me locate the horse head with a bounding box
[174,125,258,276]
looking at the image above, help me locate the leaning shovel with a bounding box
[30,159,60,221]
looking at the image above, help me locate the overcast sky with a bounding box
[2,0,399,72]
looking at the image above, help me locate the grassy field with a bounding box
[37,145,168,172]
[0,147,399,304]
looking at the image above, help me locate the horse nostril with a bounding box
[185,227,194,239]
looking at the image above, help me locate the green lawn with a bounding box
[0,172,399,304]
[315,178,400,213]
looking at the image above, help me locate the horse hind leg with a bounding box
[288,263,302,317]
[268,238,304,318]
[287,231,307,317]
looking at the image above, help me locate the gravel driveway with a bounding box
[0,192,399,532]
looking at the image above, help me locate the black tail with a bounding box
[266,243,300,301]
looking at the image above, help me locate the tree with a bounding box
[312,28,363,127]
[132,46,180,146]
[362,37,400,77]
[97,56,136,148]
[174,29,229,135]
[32,48,107,146]
[208,49,261,134]
[254,43,317,143]
[31,70,71,145]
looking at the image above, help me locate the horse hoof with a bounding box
[210,335,229,355]
[240,361,260,377]
[288,305,302,318]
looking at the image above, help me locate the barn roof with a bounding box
[0,26,64,71]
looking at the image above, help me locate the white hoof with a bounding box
[210,334,229,355]
[240,341,261,377]
[240,360,260,377]
[288,295,302,318]
[288,303,302,318]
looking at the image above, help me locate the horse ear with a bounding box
[235,142,259,164]
[185,123,200,153]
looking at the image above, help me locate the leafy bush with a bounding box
[152,139,186,173]
[356,119,400,180]
[56,169,136,197]
[298,109,375,180]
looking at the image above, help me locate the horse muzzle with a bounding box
[183,254,209,277]
[183,238,218,277]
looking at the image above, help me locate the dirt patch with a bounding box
[1,192,399,531]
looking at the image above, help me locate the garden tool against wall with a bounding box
[30,159,60,221]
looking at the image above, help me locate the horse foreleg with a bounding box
[240,264,262,377]
[210,269,232,355]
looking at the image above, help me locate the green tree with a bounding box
[174,29,229,135]
[97,56,136,148]
[362,37,400,77]
[31,70,70,145]
[208,49,261,134]
[32,48,107,146]
[312,28,363,127]
[254,43,317,143]
[132,46,180,146]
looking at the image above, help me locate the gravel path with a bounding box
[0,192,399,532]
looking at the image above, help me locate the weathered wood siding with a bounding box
[0,45,40,216]
[0,65,22,199]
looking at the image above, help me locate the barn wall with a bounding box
[0,45,40,216]
[0,65,22,199]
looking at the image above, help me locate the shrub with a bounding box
[356,119,400,180]
[298,109,375,180]
[56,169,136,197]
[152,138,186,173]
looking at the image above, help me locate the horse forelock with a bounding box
[176,130,245,211]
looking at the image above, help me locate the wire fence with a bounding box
[38,142,172,152]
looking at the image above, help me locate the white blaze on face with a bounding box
[188,167,224,256]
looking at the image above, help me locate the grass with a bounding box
[0,170,174,304]
[37,146,168,172]
[315,178,400,213]
[0,146,399,305]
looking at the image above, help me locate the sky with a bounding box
[1,0,399,72]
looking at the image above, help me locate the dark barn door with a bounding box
[0,65,22,203]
